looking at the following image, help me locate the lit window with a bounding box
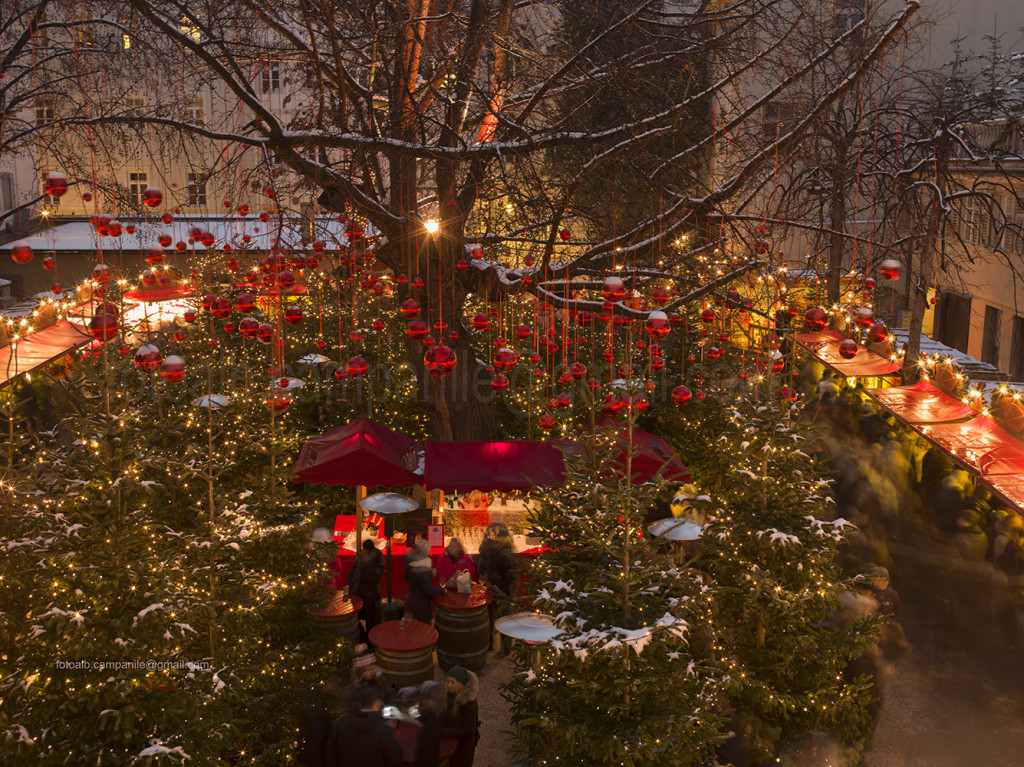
[128,172,148,207]
[34,100,54,127]
[184,97,204,125]
[124,96,146,115]
[187,172,207,207]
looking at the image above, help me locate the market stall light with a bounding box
[424,219,439,234]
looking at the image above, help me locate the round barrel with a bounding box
[369,620,437,688]
[311,593,362,645]
[434,584,493,672]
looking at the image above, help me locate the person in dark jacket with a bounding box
[297,677,344,767]
[345,539,386,642]
[478,525,516,653]
[406,537,445,624]
[414,680,444,767]
[441,666,479,767]
[324,685,402,767]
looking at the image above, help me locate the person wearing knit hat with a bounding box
[441,666,479,767]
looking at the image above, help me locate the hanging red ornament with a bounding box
[864,278,876,291]
[771,357,785,373]
[10,241,31,264]
[785,305,800,318]
[568,361,587,380]
[264,185,276,198]
[491,374,510,392]
[468,244,484,259]
[471,313,490,331]
[424,344,457,377]
[347,356,369,378]
[706,346,723,361]
[636,340,647,351]
[371,318,385,331]
[456,259,469,270]
[838,338,858,359]
[559,228,571,241]
[433,320,448,334]
[738,370,749,380]
[405,320,429,339]
[539,413,557,431]
[586,378,600,391]
[41,254,56,271]
[259,211,270,223]
[333,367,348,380]
[867,323,888,344]
[349,330,363,343]
[602,348,614,362]
[515,324,531,340]
[285,306,303,325]
[141,269,157,286]
[142,186,163,207]
[400,299,420,317]
[602,276,625,302]
[700,308,716,324]
[411,277,425,290]
[44,171,68,197]
[671,385,692,405]
[116,343,132,357]
[670,312,683,325]
[879,259,901,280]
[173,329,187,341]
[174,241,187,252]
[135,344,162,372]
[803,307,828,332]
[650,356,665,371]
[210,298,232,319]
[524,257,535,267]
[316,339,328,350]
[423,335,436,347]
[238,317,259,338]
[600,393,624,416]
[645,310,671,339]
[107,220,123,237]
[253,323,272,344]
[160,355,186,383]
[651,287,669,305]
[88,313,118,341]
[223,322,236,334]
[277,270,296,288]
[776,386,798,403]
[618,363,636,378]
[82,191,93,202]
[554,393,572,409]
[854,307,874,327]
[493,348,519,373]
[93,264,111,283]
[266,397,292,412]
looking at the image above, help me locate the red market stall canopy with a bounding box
[984,475,1024,512]
[423,440,565,492]
[561,425,691,485]
[292,417,421,488]
[863,380,977,424]
[122,286,193,302]
[0,320,91,388]
[908,415,1023,474]
[795,329,902,378]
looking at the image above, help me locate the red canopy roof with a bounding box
[292,418,421,488]
[561,424,691,485]
[863,380,977,424]
[982,474,1024,512]
[423,440,564,492]
[909,415,1024,474]
[122,286,193,302]
[795,329,902,377]
[0,320,91,388]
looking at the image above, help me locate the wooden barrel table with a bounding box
[434,583,493,672]
[369,620,437,689]
[310,592,362,644]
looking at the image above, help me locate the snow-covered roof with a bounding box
[0,215,360,254]
[890,328,1005,380]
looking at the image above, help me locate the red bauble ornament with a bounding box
[44,172,68,197]
[141,269,157,286]
[50,283,63,295]
[645,310,670,339]
[706,346,723,361]
[93,264,111,283]
[493,347,519,373]
[88,313,118,341]
[539,413,557,431]
[864,277,876,291]
[405,319,428,340]
[142,186,163,207]
[371,318,385,331]
[117,343,132,357]
[107,220,122,237]
[347,356,369,378]
[456,259,469,270]
[602,276,626,302]
[854,307,873,327]
[838,339,858,359]
[145,247,164,264]
[776,386,798,403]
[785,305,800,318]
[671,385,692,405]
[82,191,93,202]
[491,374,510,392]
[423,335,436,347]
[277,270,296,288]
[400,299,420,317]
[233,292,255,312]
[867,323,888,343]
[650,356,665,371]
[333,367,348,380]
[803,307,828,332]
[10,241,31,264]
[568,361,587,380]
[266,397,291,412]
[285,306,303,325]
[412,277,425,290]
[238,317,260,338]
[135,344,162,372]
[424,344,457,377]
[210,297,232,319]
[159,212,172,224]
[183,308,198,324]
[349,330,363,342]
[160,355,186,383]
[700,308,716,324]
[42,254,56,271]
[879,259,901,280]
[471,313,490,331]
[468,244,484,259]
[256,323,274,344]
[559,228,571,241]
[618,363,636,378]
[515,324,531,340]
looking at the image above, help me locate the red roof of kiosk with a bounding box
[561,423,691,484]
[795,329,902,377]
[293,417,421,487]
[122,286,193,302]
[423,440,564,492]
[863,380,977,424]
[0,320,92,389]
[909,415,1024,474]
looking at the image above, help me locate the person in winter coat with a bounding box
[435,539,477,589]
[441,666,479,767]
[345,539,386,641]
[414,680,445,767]
[406,537,445,624]
[478,525,516,653]
[324,685,402,767]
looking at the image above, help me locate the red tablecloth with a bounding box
[310,592,361,620]
[393,720,457,764]
[435,582,493,610]
[369,619,438,652]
